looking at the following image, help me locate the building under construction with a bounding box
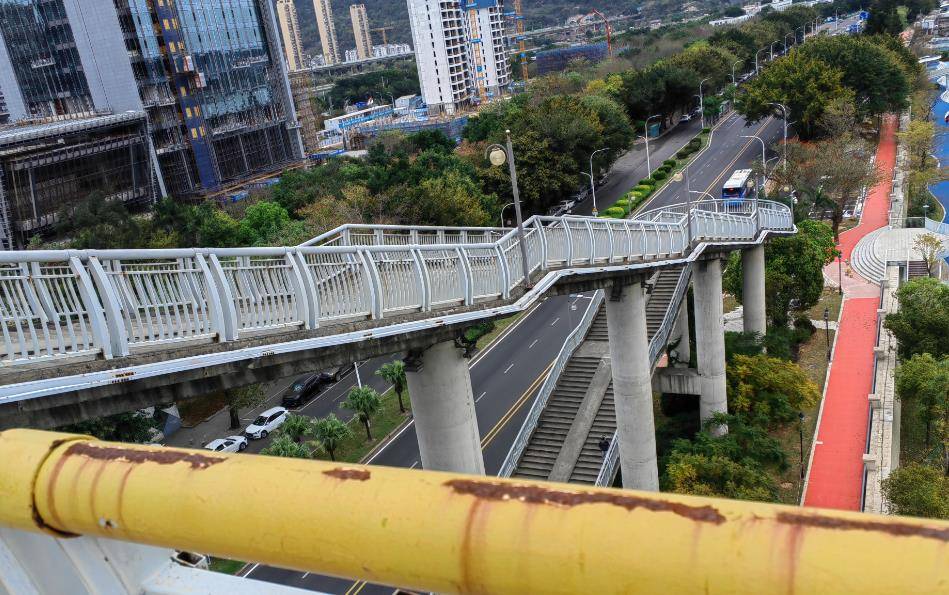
[0,112,156,248]
[0,0,304,245]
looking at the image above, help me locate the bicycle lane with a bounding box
[802,114,897,511]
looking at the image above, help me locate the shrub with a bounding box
[656,164,671,174]
[639,177,655,186]
[614,199,630,214]
[602,207,626,218]
[652,170,668,181]
[676,149,692,159]
[702,127,711,134]
[633,184,653,196]
[663,159,677,168]
[688,138,702,149]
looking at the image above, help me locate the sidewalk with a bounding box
[803,115,897,511]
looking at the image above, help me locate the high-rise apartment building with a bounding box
[276,0,306,71]
[0,0,303,200]
[406,0,509,115]
[350,4,373,61]
[312,0,340,65]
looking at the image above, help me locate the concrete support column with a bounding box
[742,245,767,336]
[671,298,691,367]
[606,281,659,491]
[694,257,728,436]
[404,341,485,475]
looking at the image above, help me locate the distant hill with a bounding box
[293,1,644,57]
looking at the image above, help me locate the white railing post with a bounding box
[205,253,240,341]
[68,256,112,359]
[85,256,130,357]
[412,249,431,312]
[284,251,314,329]
[564,219,575,265]
[193,253,228,340]
[456,247,474,306]
[358,250,384,319]
[494,245,511,299]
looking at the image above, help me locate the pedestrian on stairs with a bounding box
[598,435,610,457]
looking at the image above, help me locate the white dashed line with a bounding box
[411,461,420,469]
[476,391,487,402]
[503,363,515,374]
[528,339,538,349]
[550,317,561,326]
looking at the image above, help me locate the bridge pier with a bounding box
[404,341,485,475]
[742,245,767,336]
[605,280,659,491]
[694,256,728,436]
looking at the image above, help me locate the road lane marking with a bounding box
[528,339,538,349]
[550,317,560,326]
[242,563,260,577]
[469,299,543,366]
[503,363,515,374]
[411,460,419,468]
[700,117,776,198]
[481,360,555,448]
[301,573,309,579]
[476,391,487,402]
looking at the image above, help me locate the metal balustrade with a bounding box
[0,201,793,367]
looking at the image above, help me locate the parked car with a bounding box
[204,435,247,452]
[331,362,356,381]
[245,406,288,439]
[282,373,327,408]
[679,113,692,123]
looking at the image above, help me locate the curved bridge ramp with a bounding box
[504,265,689,484]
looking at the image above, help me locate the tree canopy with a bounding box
[884,278,949,360]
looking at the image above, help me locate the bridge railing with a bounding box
[0,202,792,367]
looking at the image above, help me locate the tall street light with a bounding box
[768,102,789,173]
[797,25,806,43]
[755,48,768,74]
[785,33,795,51]
[731,59,743,85]
[672,165,693,245]
[769,40,780,61]
[645,114,661,174]
[698,77,710,129]
[740,134,767,211]
[582,147,612,217]
[487,130,532,287]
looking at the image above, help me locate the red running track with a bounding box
[803,115,897,510]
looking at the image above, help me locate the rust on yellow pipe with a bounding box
[1,429,947,594]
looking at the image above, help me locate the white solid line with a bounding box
[528,339,538,349]
[301,572,309,579]
[550,317,560,326]
[410,460,420,469]
[243,563,260,577]
[366,417,415,463]
[503,363,515,374]
[469,300,543,367]
[476,391,487,402]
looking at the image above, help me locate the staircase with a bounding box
[907,261,930,279]
[851,227,886,284]
[509,264,689,484]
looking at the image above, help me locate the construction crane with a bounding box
[589,9,613,58]
[371,26,393,45]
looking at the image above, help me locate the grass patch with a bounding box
[314,389,412,463]
[475,313,521,351]
[801,288,843,322]
[209,557,245,575]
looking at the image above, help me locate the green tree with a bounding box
[237,201,305,246]
[376,360,408,413]
[899,120,935,170]
[864,0,905,35]
[60,411,158,443]
[674,413,789,471]
[279,413,313,443]
[724,220,836,327]
[665,451,778,501]
[895,354,949,465]
[881,463,949,518]
[60,192,148,249]
[727,354,821,427]
[260,434,312,459]
[342,386,383,440]
[884,278,949,360]
[309,414,353,461]
[914,233,945,277]
[737,51,854,139]
[224,385,266,430]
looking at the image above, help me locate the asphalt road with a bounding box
[245,292,596,593]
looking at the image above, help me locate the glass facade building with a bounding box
[0,0,302,198]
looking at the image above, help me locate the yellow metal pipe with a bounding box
[1,429,947,594]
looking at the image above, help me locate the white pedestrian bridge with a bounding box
[0,200,793,429]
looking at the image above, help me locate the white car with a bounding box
[244,406,288,439]
[204,435,247,452]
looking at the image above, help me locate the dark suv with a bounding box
[281,373,326,409]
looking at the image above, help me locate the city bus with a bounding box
[722,169,755,207]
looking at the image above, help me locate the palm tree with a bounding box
[260,434,311,459]
[280,413,312,443]
[342,386,382,440]
[376,360,407,413]
[309,414,352,461]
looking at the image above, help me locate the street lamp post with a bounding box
[698,78,710,129]
[487,130,532,287]
[740,134,767,198]
[645,114,661,174]
[798,412,806,480]
[768,102,789,173]
[823,307,831,361]
[500,201,515,226]
[673,166,693,245]
[785,33,795,51]
[797,25,805,43]
[755,48,767,74]
[731,59,742,85]
[770,40,780,61]
[582,147,611,217]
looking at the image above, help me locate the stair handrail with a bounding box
[498,289,605,478]
[595,263,694,486]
